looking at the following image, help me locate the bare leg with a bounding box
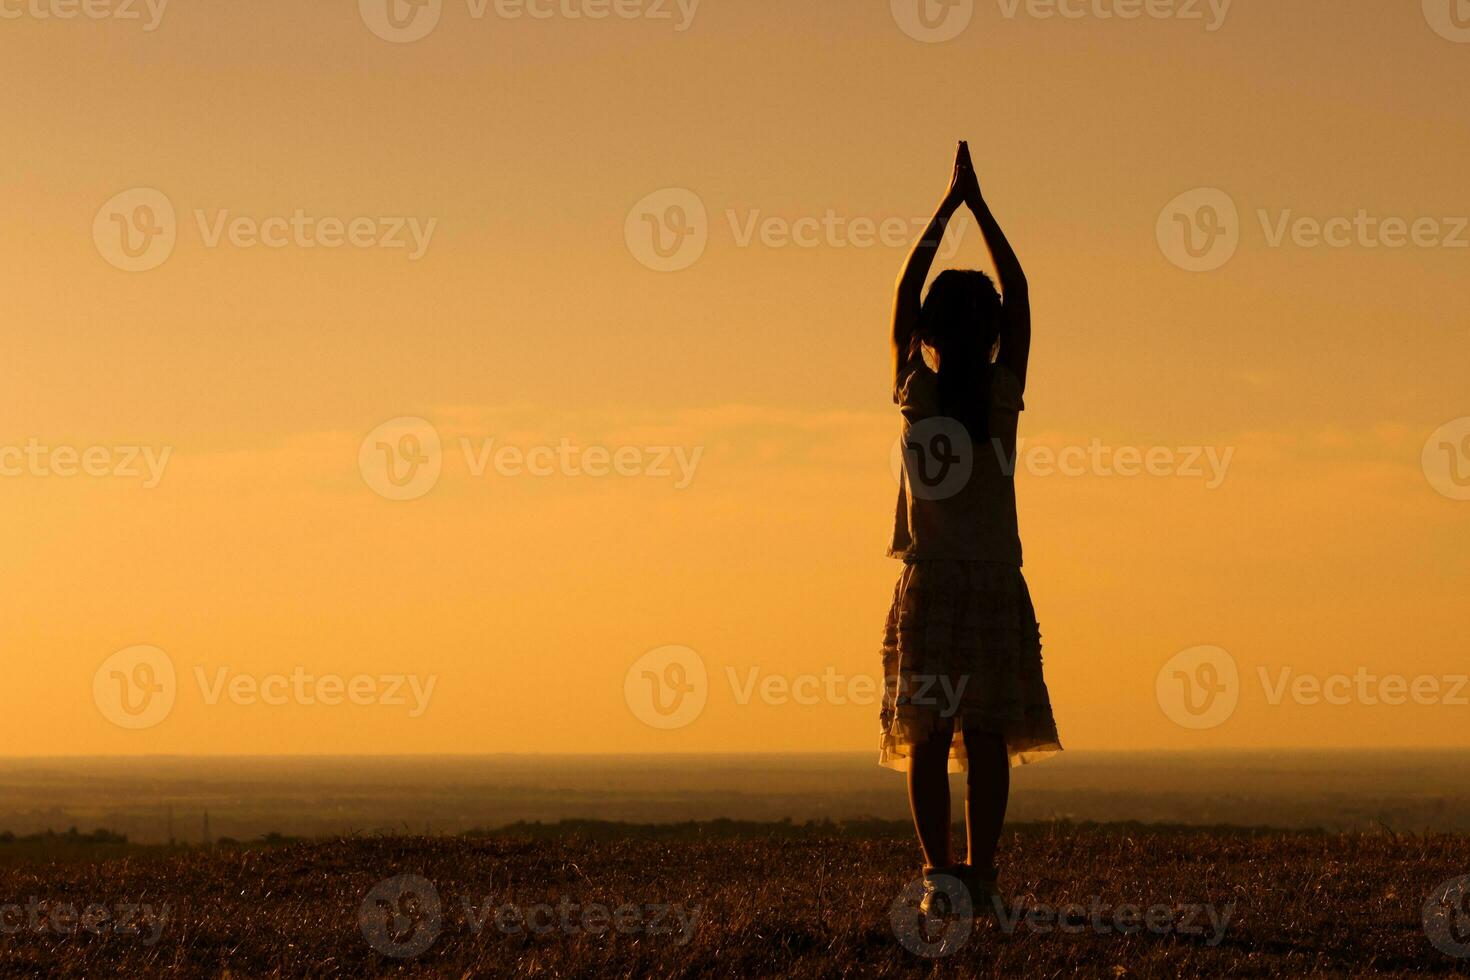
[962,730,1010,873]
[907,729,955,869]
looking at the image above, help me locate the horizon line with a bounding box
[2,746,1466,762]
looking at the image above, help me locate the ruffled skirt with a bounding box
[879,560,1062,772]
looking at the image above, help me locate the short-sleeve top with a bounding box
[888,357,1025,565]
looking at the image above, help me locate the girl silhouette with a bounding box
[881,141,1062,914]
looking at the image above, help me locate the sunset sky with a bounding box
[2,0,1467,756]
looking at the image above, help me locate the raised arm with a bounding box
[962,147,1032,388]
[892,144,973,383]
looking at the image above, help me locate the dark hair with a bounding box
[915,270,1003,441]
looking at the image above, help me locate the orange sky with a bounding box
[2,0,1467,756]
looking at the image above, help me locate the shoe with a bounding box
[918,865,972,917]
[959,864,1003,917]
[959,864,1000,895]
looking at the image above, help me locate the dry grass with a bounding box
[2,824,1469,977]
